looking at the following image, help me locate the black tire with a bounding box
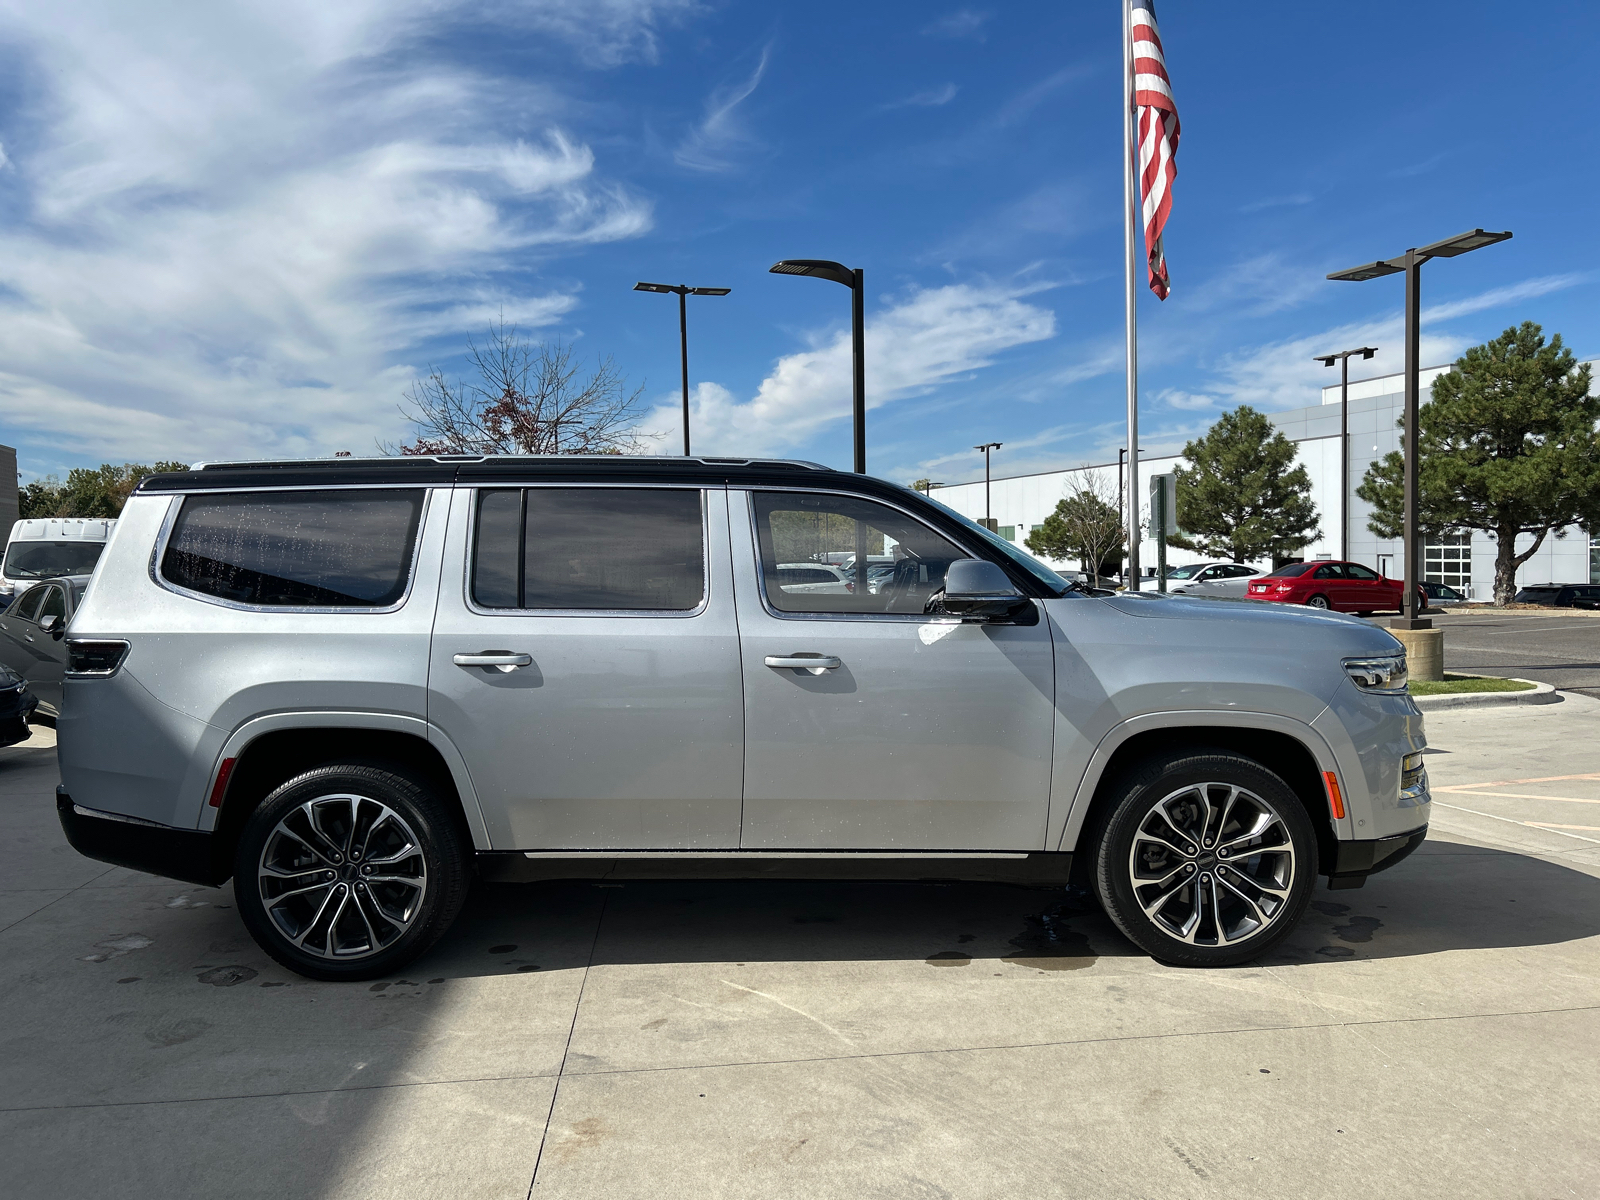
[1306,594,1331,610]
[234,764,471,982]
[1091,750,1318,967]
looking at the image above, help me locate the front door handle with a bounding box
[454,651,533,673]
[764,654,842,675]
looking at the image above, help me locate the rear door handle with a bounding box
[764,654,842,674]
[454,651,533,673]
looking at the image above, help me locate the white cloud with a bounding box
[674,46,771,173]
[636,282,1057,456]
[883,84,959,110]
[0,0,660,467]
[1421,273,1587,323]
[922,9,990,39]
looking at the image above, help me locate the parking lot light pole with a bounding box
[634,282,732,455]
[975,443,1002,529]
[1313,346,1378,563]
[1328,229,1512,631]
[770,260,866,472]
[921,480,945,496]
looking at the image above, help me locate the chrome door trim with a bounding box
[522,849,1031,859]
[148,488,434,615]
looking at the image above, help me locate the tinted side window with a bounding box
[37,587,66,621]
[753,491,966,615]
[472,488,705,611]
[162,490,425,608]
[1312,564,1344,580]
[11,586,46,622]
[1345,564,1379,580]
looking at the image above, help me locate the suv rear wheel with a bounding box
[234,764,470,981]
[1091,751,1317,967]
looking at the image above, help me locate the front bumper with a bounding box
[1325,824,1428,890]
[56,789,229,887]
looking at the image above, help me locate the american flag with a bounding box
[1130,2,1180,299]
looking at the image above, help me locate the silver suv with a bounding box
[56,457,1429,981]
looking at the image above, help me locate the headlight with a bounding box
[1343,653,1408,694]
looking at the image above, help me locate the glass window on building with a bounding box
[1425,531,1472,595]
[1590,530,1599,585]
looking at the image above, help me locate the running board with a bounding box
[476,850,1073,886]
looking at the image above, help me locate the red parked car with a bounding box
[1246,560,1426,615]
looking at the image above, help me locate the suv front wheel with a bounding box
[234,764,470,981]
[1091,751,1317,967]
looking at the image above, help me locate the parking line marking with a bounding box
[1430,790,1600,803]
[1430,802,1600,845]
[1525,823,1600,832]
[1433,772,1600,789]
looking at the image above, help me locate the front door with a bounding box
[428,485,744,850]
[733,488,1056,850]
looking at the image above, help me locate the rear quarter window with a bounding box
[160,489,425,608]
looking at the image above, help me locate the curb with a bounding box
[1412,678,1558,711]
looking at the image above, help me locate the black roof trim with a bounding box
[136,455,833,494]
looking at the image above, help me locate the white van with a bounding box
[1,518,117,602]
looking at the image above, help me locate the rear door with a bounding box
[1309,563,1345,607]
[428,484,744,850]
[732,487,1056,850]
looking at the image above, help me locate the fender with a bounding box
[1052,707,1352,852]
[197,710,492,850]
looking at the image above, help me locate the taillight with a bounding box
[66,639,129,676]
[1274,584,1293,592]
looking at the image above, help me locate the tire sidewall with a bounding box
[1094,752,1318,967]
[234,764,469,982]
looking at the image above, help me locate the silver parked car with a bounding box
[56,457,1428,981]
[1139,561,1267,598]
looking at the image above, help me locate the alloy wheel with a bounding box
[257,792,428,960]
[1126,781,1296,946]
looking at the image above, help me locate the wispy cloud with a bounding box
[1421,273,1588,323]
[882,83,959,110]
[0,0,661,470]
[636,282,1056,456]
[674,45,771,173]
[922,9,991,39]
[1239,192,1313,213]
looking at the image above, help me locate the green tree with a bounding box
[1024,470,1124,587]
[1357,322,1599,605]
[1170,406,1320,562]
[17,462,189,519]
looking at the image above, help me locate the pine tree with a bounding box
[1357,322,1599,605]
[1170,406,1320,562]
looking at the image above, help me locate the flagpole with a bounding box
[1122,0,1141,589]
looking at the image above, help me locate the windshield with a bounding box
[3,541,106,580]
[1164,564,1206,580]
[911,490,1074,596]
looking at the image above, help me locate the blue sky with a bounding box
[1,1,1595,487]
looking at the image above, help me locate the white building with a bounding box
[931,362,1598,598]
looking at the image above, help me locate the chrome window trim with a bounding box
[461,484,712,620]
[739,485,1005,625]
[149,488,433,615]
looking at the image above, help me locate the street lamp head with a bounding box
[1417,228,1513,258]
[1327,260,1404,282]
[688,287,731,296]
[633,282,678,293]
[1360,346,1376,360]
[770,259,858,288]
[1314,355,1337,367]
[974,442,1002,453]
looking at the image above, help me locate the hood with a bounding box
[1096,591,1403,650]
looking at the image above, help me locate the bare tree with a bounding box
[1024,469,1127,588]
[390,322,648,456]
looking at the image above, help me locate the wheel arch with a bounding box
[203,713,489,878]
[1056,712,1347,876]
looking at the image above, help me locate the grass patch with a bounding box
[1410,674,1536,696]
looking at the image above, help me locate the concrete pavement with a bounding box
[3,702,1598,1199]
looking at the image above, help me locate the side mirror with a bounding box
[939,559,1024,619]
[39,614,61,634]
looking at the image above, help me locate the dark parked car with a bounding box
[1420,581,1467,606]
[0,661,37,746]
[1512,584,1600,610]
[0,575,88,718]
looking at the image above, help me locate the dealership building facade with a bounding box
[931,362,1598,597]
